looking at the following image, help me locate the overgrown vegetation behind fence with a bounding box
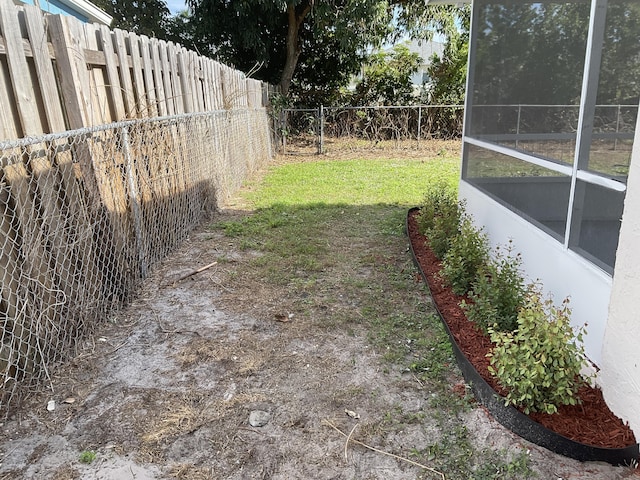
[278,105,464,153]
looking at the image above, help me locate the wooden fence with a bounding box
[0,0,267,140]
[0,0,273,415]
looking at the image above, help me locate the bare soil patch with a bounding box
[0,152,637,479]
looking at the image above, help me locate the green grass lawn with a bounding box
[243,156,460,208]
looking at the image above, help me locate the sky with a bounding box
[166,0,187,14]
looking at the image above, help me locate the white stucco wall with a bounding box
[459,181,613,366]
[599,113,640,437]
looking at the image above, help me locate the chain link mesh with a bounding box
[0,109,271,415]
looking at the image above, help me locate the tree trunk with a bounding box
[279,1,312,96]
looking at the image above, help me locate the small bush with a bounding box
[417,183,464,259]
[441,217,489,296]
[464,242,527,332]
[487,293,589,414]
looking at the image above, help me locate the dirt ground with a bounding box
[0,148,638,479]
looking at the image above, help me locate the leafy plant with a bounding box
[417,182,464,259]
[487,293,589,414]
[441,216,489,295]
[353,44,423,106]
[464,242,527,332]
[79,450,96,464]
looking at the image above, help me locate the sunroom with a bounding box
[444,0,640,435]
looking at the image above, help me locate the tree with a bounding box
[93,0,173,38]
[352,44,422,106]
[422,5,470,106]
[187,0,393,96]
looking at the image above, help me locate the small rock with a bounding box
[249,410,271,427]
[345,409,360,419]
[47,400,55,412]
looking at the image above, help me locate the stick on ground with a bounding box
[323,420,446,480]
[172,261,218,285]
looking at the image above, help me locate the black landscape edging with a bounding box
[406,207,640,466]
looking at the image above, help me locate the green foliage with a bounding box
[487,294,589,415]
[352,44,423,106]
[441,217,489,296]
[464,242,527,332]
[188,0,393,98]
[79,450,96,464]
[417,182,463,259]
[422,35,468,106]
[399,4,470,42]
[94,0,172,38]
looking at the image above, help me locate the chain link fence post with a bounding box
[318,105,325,154]
[122,125,148,278]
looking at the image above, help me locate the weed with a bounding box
[78,450,96,464]
[410,334,454,381]
[473,449,535,479]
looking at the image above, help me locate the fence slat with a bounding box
[53,149,103,309]
[159,41,175,115]
[0,60,19,141]
[48,15,93,129]
[99,25,126,121]
[178,48,193,113]
[169,44,184,114]
[0,182,20,324]
[127,33,147,117]
[138,35,158,117]
[149,38,167,116]
[192,52,204,112]
[0,0,42,136]
[22,4,66,133]
[0,181,23,386]
[114,28,135,118]
[4,161,59,376]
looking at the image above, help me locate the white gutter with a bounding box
[43,0,112,25]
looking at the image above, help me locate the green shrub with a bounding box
[487,294,589,414]
[464,242,527,332]
[417,182,457,233]
[417,183,464,259]
[440,217,489,296]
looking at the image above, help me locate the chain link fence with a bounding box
[0,109,271,415]
[276,105,464,154]
[276,104,637,161]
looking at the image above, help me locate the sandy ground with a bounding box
[0,147,638,479]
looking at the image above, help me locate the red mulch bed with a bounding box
[407,209,637,449]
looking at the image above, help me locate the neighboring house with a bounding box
[16,0,112,24]
[431,0,640,436]
[349,38,446,94]
[402,39,445,91]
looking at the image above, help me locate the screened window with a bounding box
[463,0,640,273]
[468,1,590,165]
[465,143,571,241]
